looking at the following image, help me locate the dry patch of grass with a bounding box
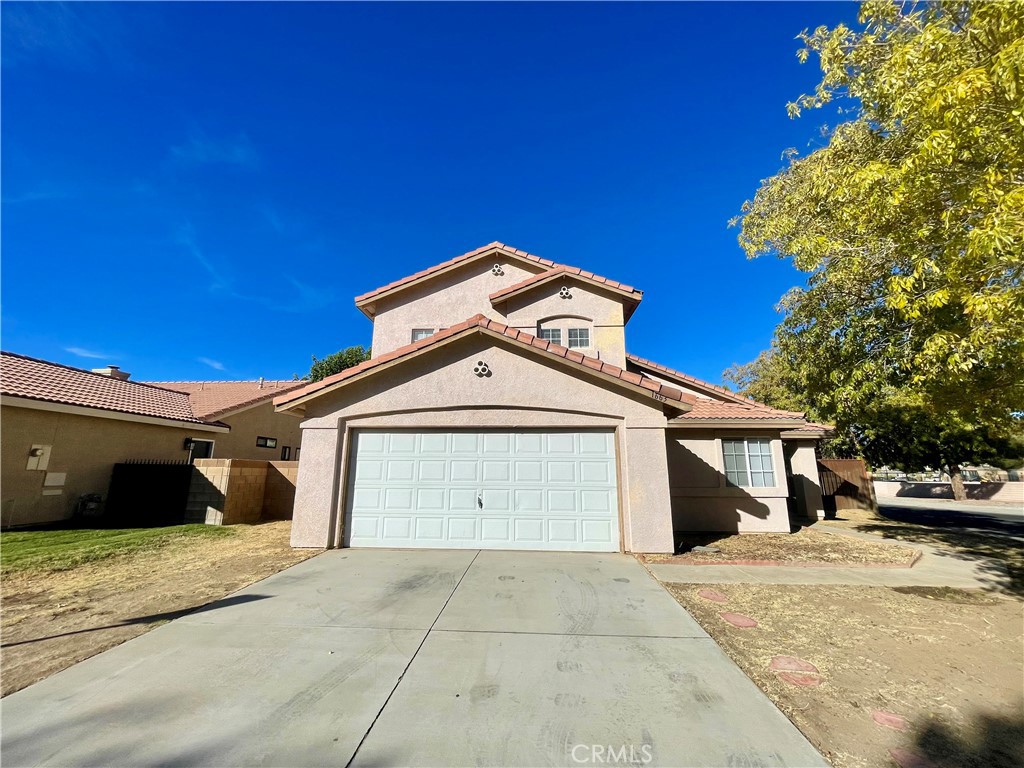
[1,521,319,696]
[666,582,1024,768]
[641,527,919,566]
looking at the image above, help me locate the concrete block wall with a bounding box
[263,461,299,519]
[188,459,298,525]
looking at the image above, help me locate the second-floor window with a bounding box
[537,316,593,350]
[538,328,562,345]
[567,328,590,348]
[411,328,434,342]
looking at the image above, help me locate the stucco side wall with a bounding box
[369,259,545,356]
[1,406,201,527]
[216,401,302,460]
[787,440,824,521]
[291,425,341,548]
[290,334,675,552]
[666,428,792,533]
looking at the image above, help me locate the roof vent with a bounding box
[91,365,131,381]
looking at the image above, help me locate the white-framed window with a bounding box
[567,328,590,348]
[722,438,775,487]
[411,328,434,342]
[538,328,562,345]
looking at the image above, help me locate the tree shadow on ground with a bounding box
[851,507,1024,597]
[0,594,269,648]
[907,705,1024,768]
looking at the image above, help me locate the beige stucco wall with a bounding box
[786,440,824,521]
[289,332,676,553]
[369,258,544,356]
[0,406,207,527]
[501,282,627,368]
[215,401,302,460]
[666,429,792,533]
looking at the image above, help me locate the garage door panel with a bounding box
[418,460,446,481]
[386,460,415,481]
[449,489,477,511]
[451,434,479,453]
[547,461,576,483]
[548,519,578,542]
[415,517,445,539]
[481,488,510,511]
[346,430,619,551]
[482,433,511,453]
[547,489,577,512]
[355,460,384,481]
[416,488,445,510]
[450,461,478,482]
[384,488,413,510]
[419,432,448,453]
[448,518,478,540]
[482,461,511,482]
[581,490,612,513]
[514,489,543,512]
[388,433,417,453]
[382,517,412,539]
[480,518,510,541]
[513,518,544,542]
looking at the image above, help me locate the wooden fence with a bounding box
[817,458,876,515]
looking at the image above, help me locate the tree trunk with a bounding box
[949,464,967,501]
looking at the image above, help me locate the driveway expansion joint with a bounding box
[343,549,481,768]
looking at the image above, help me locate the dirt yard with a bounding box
[667,583,1024,768]
[1,521,318,696]
[641,527,920,566]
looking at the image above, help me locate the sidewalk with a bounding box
[649,525,1010,590]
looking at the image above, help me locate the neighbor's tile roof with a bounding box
[355,242,558,305]
[1,351,209,425]
[675,399,806,421]
[276,315,695,409]
[626,354,753,405]
[144,380,306,420]
[489,265,643,304]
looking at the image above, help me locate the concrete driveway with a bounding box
[2,550,825,767]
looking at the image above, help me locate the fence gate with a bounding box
[106,460,194,527]
[817,458,875,515]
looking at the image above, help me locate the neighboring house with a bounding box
[276,242,830,553]
[1,352,304,527]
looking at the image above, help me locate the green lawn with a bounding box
[0,525,236,574]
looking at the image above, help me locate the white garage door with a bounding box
[345,430,620,551]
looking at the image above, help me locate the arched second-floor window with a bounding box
[536,315,593,351]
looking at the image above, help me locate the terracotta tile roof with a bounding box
[784,421,835,436]
[626,354,757,405]
[1,351,210,425]
[144,380,306,420]
[276,315,695,410]
[355,242,558,306]
[674,399,806,421]
[489,266,643,304]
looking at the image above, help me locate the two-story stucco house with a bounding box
[276,242,828,553]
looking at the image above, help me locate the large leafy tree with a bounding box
[308,345,370,382]
[733,1,1024,497]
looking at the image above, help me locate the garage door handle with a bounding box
[477,495,483,509]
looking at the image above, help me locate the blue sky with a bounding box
[2,1,857,383]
